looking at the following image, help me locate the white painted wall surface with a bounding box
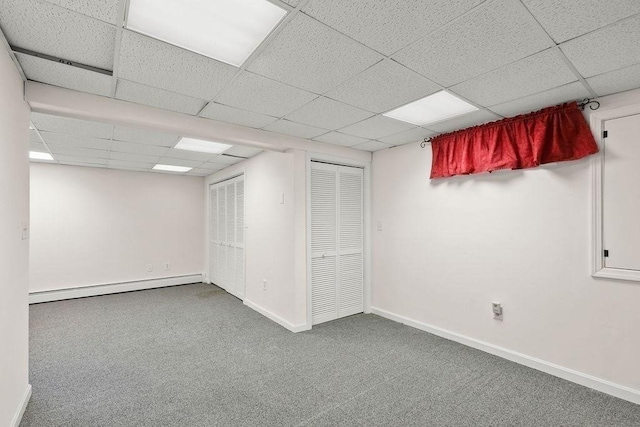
[30,164,204,292]
[205,151,306,329]
[371,89,640,394]
[0,48,31,425]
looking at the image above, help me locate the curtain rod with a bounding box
[420,98,600,149]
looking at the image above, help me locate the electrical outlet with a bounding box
[164,262,170,270]
[146,264,153,272]
[492,302,503,320]
[263,279,267,291]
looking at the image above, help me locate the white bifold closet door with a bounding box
[209,175,245,299]
[310,162,364,325]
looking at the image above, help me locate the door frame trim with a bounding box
[306,152,372,328]
[589,102,640,282]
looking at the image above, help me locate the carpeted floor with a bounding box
[23,283,640,426]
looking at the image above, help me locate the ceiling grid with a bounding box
[0,0,638,171]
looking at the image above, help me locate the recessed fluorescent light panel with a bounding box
[29,151,54,161]
[126,0,287,67]
[152,164,192,173]
[384,91,479,126]
[175,137,231,154]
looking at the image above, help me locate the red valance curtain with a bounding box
[430,102,599,179]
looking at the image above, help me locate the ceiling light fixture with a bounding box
[383,91,479,126]
[29,151,54,161]
[126,0,287,67]
[174,137,231,154]
[152,164,192,173]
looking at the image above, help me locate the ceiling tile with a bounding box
[378,127,435,146]
[109,151,161,164]
[284,97,373,129]
[351,140,392,152]
[263,119,328,139]
[586,64,640,97]
[43,0,120,24]
[29,142,47,152]
[312,131,369,147]
[118,30,237,99]
[59,161,107,168]
[156,158,204,168]
[489,82,591,117]
[450,49,577,106]
[426,110,500,134]
[41,133,112,150]
[48,145,109,159]
[31,113,113,139]
[211,155,243,165]
[215,72,317,117]
[16,53,112,97]
[302,0,483,56]
[163,148,216,162]
[393,0,552,87]
[339,115,415,139]
[247,13,382,94]
[115,79,207,115]
[109,165,150,172]
[522,0,640,43]
[325,60,441,114]
[29,130,42,143]
[186,169,214,177]
[112,125,179,147]
[107,159,155,170]
[224,146,263,158]
[201,161,229,171]
[0,0,116,69]
[280,0,300,7]
[54,155,109,165]
[560,15,640,78]
[199,103,278,129]
[109,141,169,156]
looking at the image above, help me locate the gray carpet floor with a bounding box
[22,283,640,426]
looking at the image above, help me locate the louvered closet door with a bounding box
[209,176,245,299]
[337,166,364,317]
[225,181,238,298]
[310,162,363,325]
[234,179,245,299]
[209,185,219,285]
[217,185,227,290]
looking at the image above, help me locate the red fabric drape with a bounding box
[430,102,599,179]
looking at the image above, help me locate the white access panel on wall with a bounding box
[603,114,640,271]
[310,161,364,325]
[209,175,245,299]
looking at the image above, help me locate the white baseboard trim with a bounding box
[244,299,310,333]
[29,274,203,304]
[371,306,640,405]
[10,384,31,427]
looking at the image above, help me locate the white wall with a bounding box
[205,150,307,329]
[204,144,371,331]
[0,48,31,425]
[30,163,204,292]
[371,89,640,396]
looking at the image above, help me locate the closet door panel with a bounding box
[310,163,338,324]
[235,179,245,299]
[226,182,236,294]
[209,186,218,284]
[217,186,227,288]
[338,167,364,316]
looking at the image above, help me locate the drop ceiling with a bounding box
[2,0,640,174]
